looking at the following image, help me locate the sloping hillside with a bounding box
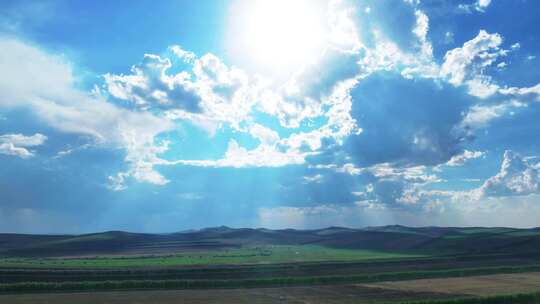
[1,226,539,257]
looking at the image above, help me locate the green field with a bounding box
[0,245,421,268]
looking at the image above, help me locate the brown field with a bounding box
[362,272,540,297]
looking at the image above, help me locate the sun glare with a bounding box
[227,0,327,75]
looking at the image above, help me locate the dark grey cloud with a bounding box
[345,72,475,167]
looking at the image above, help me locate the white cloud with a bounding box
[105,53,202,110]
[0,39,74,108]
[438,30,537,100]
[328,0,362,52]
[432,150,485,172]
[466,75,500,98]
[461,100,527,128]
[476,0,492,11]
[368,163,439,184]
[413,10,429,42]
[441,30,505,97]
[173,139,307,168]
[439,31,539,102]
[444,31,455,45]
[0,133,47,159]
[249,124,280,145]
[311,163,364,175]
[105,43,363,170]
[499,83,540,102]
[413,10,433,59]
[108,131,172,191]
[356,16,437,80]
[445,150,485,167]
[324,162,444,207]
[399,150,540,207]
[179,123,310,168]
[479,150,540,197]
[257,47,361,131]
[54,143,92,159]
[105,49,256,131]
[168,45,196,62]
[458,0,492,13]
[0,37,174,190]
[303,174,324,183]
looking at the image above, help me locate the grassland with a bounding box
[0,245,421,268]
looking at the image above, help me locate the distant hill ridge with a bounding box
[1,225,539,257]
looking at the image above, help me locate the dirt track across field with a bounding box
[362,272,540,297]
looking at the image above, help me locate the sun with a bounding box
[226,0,328,76]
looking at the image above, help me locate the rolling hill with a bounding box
[1,226,539,257]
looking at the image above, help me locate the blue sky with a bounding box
[1,0,540,233]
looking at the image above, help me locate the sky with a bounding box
[1,0,540,233]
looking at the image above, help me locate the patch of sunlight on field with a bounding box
[0,245,424,268]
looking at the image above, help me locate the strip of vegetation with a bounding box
[398,292,540,304]
[1,264,539,293]
[0,246,423,268]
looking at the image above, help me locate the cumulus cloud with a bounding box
[105,53,202,111]
[479,150,540,197]
[349,162,441,207]
[388,150,540,207]
[438,30,540,105]
[0,133,47,159]
[105,47,255,131]
[104,40,362,170]
[441,30,506,98]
